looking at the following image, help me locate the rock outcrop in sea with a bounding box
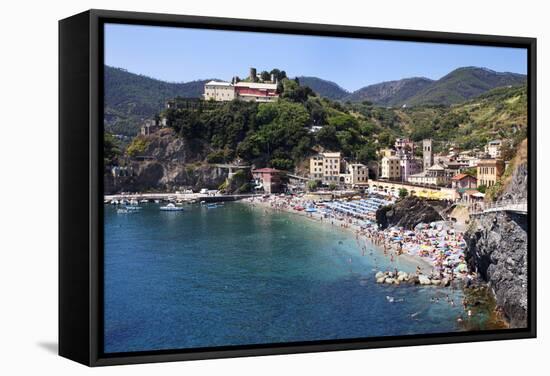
[376,196,447,230]
[464,149,528,328]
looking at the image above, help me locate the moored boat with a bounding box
[160,203,185,211]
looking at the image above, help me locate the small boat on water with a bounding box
[140,199,149,203]
[160,203,185,211]
[154,199,161,204]
[206,203,219,209]
[125,206,142,211]
[110,199,119,205]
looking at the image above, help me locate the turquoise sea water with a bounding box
[104,202,466,353]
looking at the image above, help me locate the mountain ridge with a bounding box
[104,65,526,135]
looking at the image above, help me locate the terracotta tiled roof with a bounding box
[451,173,475,181]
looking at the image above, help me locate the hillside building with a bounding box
[204,67,279,102]
[252,168,283,194]
[342,163,369,186]
[309,152,342,184]
[477,159,505,187]
[379,148,396,158]
[380,156,401,180]
[203,81,236,101]
[451,173,477,190]
[309,152,368,187]
[204,80,278,102]
[407,163,448,186]
[140,119,162,136]
[399,155,423,181]
[485,140,503,159]
[395,138,416,156]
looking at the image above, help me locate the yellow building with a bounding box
[477,159,505,187]
[379,148,396,158]
[343,163,369,186]
[380,156,401,180]
[309,155,324,180]
[309,152,342,184]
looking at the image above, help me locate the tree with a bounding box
[307,180,320,192]
[281,79,314,103]
[270,69,287,81]
[104,133,121,166]
[462,167,477,177]
[270,158,293,171]
[328,182,337,191]
[378,131,395,148]
[477,185,487,194]
[357,143,377,165]
[260,71,271,81]
[398,188,408,198]
[126,136,149,157]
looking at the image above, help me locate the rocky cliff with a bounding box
[105,129,229,194]
[464,156,529,328]
[376,196,446,230]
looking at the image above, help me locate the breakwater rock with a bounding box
[376,196,446,230]
[375,271,451,287]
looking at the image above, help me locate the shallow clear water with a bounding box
[104,202,467,353]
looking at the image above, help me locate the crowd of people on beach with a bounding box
[245,193,473,284]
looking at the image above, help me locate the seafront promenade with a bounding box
[104,192,261,203]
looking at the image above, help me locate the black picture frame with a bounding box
[59,9,537,367]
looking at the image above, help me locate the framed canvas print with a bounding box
[59,9,536,366]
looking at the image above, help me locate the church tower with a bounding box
[423,139,433,170]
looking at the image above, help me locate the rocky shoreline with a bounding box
[374,270,454,286]
[464,157,528,329]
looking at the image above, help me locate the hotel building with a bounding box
[477,159,505,187]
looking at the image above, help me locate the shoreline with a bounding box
[241,197,435,275]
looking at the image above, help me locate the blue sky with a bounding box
[105,23,527,92]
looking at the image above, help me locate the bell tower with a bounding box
[423,139,433,170]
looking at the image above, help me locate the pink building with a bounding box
[252,168,283,194]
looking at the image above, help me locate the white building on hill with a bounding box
[203,81,279,102]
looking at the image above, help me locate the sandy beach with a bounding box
[242,195,440,276]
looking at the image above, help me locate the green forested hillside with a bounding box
[404,67,526,106]
[297,76,350,100]
[104,65,526,137]
[397,85,527,149]
[126,79,526,172]
[104,66,212,135]
[345,77,433,105]
[346,67,526,107]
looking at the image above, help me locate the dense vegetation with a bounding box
[104,66,213,136]
[297,76,349,100]
[403,67,526,107]
[160,80,527,172]
[104,65,526,137]
[345,77,433,105]
[346,67,525,106]
[162,78,390,170]
[105,62,528,176]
